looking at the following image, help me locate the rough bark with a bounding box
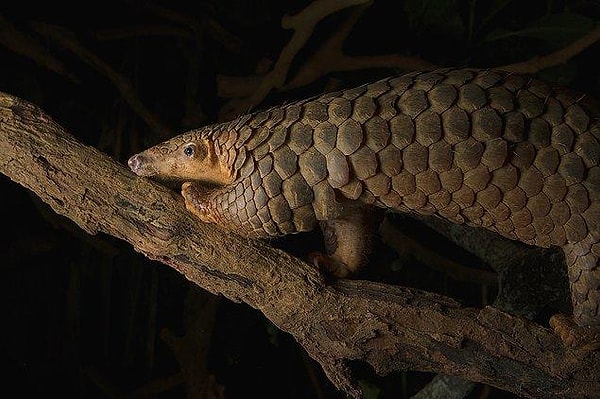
[0,92,598,398]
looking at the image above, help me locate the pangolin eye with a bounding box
[183,144,195,157]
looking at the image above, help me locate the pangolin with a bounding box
[128,68,600,348]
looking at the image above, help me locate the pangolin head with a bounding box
[128,127,233,186]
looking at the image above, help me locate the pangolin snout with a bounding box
[127,154,143,173]
[128,153,155,176]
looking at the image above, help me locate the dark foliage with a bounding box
[0,1,598,398]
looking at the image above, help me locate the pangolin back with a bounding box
[209,68,598,252]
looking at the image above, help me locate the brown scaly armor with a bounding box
[128,68,600,342]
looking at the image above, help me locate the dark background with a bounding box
[0,1,599,398]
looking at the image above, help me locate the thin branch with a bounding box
[219,0,371,119]
[120,373,186,399]
[160,290,223,399]
[219,9,599,111]
[85,366,185,399]
[93,25,193,41]
[216,0,433,106]
[216,74,265,99]
[31,22,172,137]
[142,2,242,54]
[282,3,435,91]
[499,25,600,74]
[1,92,598,399]
[0,13,78,82]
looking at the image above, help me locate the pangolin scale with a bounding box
[128,68,600,334]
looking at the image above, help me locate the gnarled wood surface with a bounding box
[0,92,598,398]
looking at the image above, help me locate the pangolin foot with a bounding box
[549,314,600,351]
[308,251,352,279]
[181,182,216,224]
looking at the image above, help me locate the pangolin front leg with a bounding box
[180,181,269,238]
[181,182,218,224]
[311,206,385,278]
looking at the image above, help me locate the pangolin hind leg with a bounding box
[550,235,600,350]
[310,206,385,278]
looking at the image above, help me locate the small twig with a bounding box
[217,0,434,114]
[220,0,370,119]
[216,53,434,100]
[31,22,172,137]
[285,54,436,91]
[219,13,599,108]
[180,42,208,129]
[160,289,224,399]
[217,2,434,99]
[84,366,122,398]
[0,13,78,82]
[119,373,186,399]
[283,3,435,90]
[94,25,192,41]
[499,25,600,74]
[216,74,265,98]
[204,17,243,54]
[85,366,186,399]
[143,2,242,54]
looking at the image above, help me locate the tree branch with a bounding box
[282,2,435,91]
[499,25,600,74]
[216,0,434,116]
[31,22,172,137]
[0,92,598,398]
[0,13,78,83]
[219,0,371,119]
